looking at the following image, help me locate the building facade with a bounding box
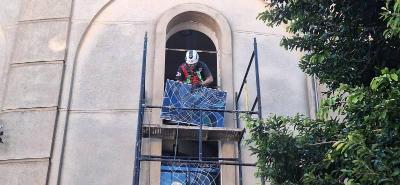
[0,1,317,184]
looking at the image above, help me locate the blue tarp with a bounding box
[160,80,226,127]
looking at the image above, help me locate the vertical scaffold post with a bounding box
[253,38,262,120]
[235,92,244,185]
[133,32,148,185]
[253,38,265,185]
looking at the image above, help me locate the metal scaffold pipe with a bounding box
[144,105,258,114]
[133,32,147,185]
[254,37,266,185]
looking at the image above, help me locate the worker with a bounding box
[175,50,213,88]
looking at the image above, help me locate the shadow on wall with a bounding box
[0,26,5,142]
[0,26,6,109]
[0,123,4,143]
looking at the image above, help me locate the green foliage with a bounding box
[319,69,400,185]
[382,0,400,38]
[247,0,400,184]
[258,0,400,90]
[247,70,400,184]
[245,115,342,184]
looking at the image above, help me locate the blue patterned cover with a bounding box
[160,164,219,185]
[160,80,226,127]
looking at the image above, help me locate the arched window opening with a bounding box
[148,5,235,184]
[164,29,218,88]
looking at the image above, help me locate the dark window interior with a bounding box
[162,140,219,159]
[165,30,218,88]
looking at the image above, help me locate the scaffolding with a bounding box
[133,33,264,185]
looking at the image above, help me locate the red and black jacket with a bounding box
[175,61,211,84]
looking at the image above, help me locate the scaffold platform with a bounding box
[142,124,245,141]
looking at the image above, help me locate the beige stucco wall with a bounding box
[0,0,23,110]
[0,0,72,185]
[0,1,311,185]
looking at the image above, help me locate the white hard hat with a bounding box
[185,50,199,65]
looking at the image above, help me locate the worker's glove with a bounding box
[191,82,202,92]
[192,82,202,89]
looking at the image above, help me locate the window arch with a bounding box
[151,4,234,127]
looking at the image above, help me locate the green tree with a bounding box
[382,0,400,38]
[246,1,400,184]
[258,0,400,89]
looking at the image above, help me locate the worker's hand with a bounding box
[191,82,202,92]
[192,82,202,89]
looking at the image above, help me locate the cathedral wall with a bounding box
[0,1,310,185]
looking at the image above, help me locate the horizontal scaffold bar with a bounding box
[144,105,258,114]
[166,48,217,54]
[142,155,238,161]
[139,156,257,166]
